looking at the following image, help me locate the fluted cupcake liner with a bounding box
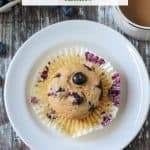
[28,46,121,137]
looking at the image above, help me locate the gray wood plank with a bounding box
[0,10,13,150]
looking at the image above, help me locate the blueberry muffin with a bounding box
[48,64,102,119]
[29,48,120,137]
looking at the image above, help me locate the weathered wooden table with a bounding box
[0,5,149,150]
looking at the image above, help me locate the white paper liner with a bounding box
[28,46,121,137]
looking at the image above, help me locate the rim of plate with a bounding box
[4,20,150,149]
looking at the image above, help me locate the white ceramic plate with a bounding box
[4,20,150,150]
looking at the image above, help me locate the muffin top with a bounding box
[48,63,102,119]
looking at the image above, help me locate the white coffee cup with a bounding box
[112,6,150,41]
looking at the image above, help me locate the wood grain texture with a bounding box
[0,5,149,150]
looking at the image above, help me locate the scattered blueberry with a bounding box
[70,92,84,105]
[47,112,57,120]
[0,42,6,56]
[100,111,105,115]
[41,70,48,80]
[72,72,87,85]
[88,102,95,112]
[95,81,103,100]
[30,97,38,104]
[95,81,102,89]
[45,66,49,71]
[56,87,65,93]
[0,0,8,7]
[48,92,54,96]
[60,6,78,17]
[54,73,61,78]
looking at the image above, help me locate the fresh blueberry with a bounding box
[72,72,87,85]
[56,87,65,93]
[71,92,84,105]
[88,102,95,112]
[60,6,78,17]
[47,112,57,120]
[95,81,103,100]
[0,42,6,56]
[0,0,7,7]
[40,70,48,80]
[100,111,105,115]
[54,73,61,78]
[95,81,102,89]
